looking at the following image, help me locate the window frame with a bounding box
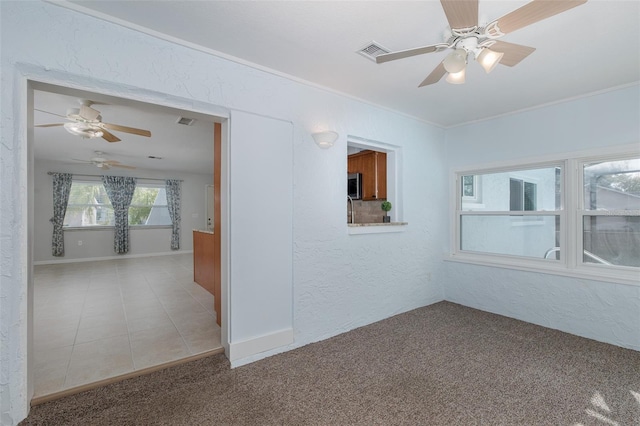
[346,135,405,235]
[63,179,172,230]
[449,145,640,286]
[576,153,640,275]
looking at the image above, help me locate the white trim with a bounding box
[228,328,294,364]
[447,82,640,129]
[445,254,640,287]
[33,250,193,265]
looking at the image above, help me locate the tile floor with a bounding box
[33,252,222,398]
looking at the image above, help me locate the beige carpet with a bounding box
[21,302,640,425]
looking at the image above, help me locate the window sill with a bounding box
[445,253,640,287]
[348,222,408,235]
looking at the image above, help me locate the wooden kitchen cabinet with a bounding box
[348,150,386,200]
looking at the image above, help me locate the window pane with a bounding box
[462,167,560,211]
[583,158,640,211]
[129,186,171,226]
[67,182,111,206]
[64,182,114,227]
[462,175,474,197]
[461,215,559,259]
[583,216,640,267]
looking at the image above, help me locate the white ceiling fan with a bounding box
[375,0,587,86]
[36,100,152,143]
[72,151,136,170]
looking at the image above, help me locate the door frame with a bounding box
[21,70,232,405]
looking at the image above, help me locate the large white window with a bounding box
[64,181,171,228]
[452,150,639,284]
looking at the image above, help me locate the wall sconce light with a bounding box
[312,131,339,149]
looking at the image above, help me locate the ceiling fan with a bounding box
[375,0,587,86]
[72,151,136,170]
[36,101,152,143]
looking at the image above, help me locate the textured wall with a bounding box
[444,86,640,351]
[0,2,446,423]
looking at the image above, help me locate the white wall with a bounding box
[33,159,212,263]
[444,86,640,351]
[1,2,446,423]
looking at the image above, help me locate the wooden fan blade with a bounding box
[490,0,587,36]
[101,123,151,137]
[491,41,536,67]
[440,0,478,30]
[71,158,92,163]
[35,123,65,127]
[111,164,136,170]
[376,44,444,64]
[80,104,101,121]
[419,62,447,87]
[100,128,121,143]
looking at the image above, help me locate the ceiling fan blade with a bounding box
[376,44,445,64]
[419,62,447,87]
[490,41,536,67]
[71,158,93,163]
[101,122,152,137]
[100,128,121,143]
[440,0,478,30]
[80,104,101,121]
[34,109,67,119]
[111,164,136,170]
[35,123,65,127]
[489,0,587,36]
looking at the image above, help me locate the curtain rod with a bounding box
[47,172,183,182]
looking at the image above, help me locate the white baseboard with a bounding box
[33,250,193,265]
[228,328,294,365]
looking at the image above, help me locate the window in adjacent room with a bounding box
[64,181,171,228]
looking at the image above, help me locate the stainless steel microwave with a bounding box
[348,173,362,199]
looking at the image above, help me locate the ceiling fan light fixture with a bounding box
[64,122,104,139]
[477,48,504,74]
[443,48,467,73]
[446,68,466,85]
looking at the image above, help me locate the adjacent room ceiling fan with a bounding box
[36,101,152,143]
[72,151,136,170]
[375,0,587,86]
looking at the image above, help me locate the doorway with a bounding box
[28,80,227,402]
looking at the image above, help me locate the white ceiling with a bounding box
[34,83,216,175]
[61,0,640,127]
[35,1,639,174]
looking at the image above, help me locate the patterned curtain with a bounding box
[50,173,73,257]
[165,179,182,250]
[102,176,137,254]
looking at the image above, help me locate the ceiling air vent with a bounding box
[357,41,390,62]
[176,117,196,126]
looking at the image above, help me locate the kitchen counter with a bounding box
[193,229,214,234]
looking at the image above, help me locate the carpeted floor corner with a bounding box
[21,302,640,425]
